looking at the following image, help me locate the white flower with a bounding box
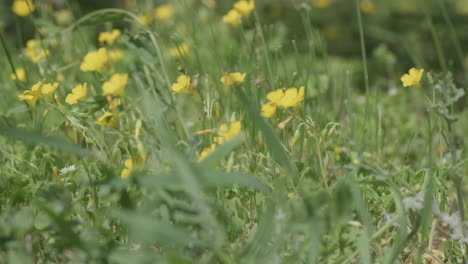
[59,164,77,174]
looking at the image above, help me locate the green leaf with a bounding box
[0,126,89,157]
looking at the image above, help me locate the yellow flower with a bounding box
[95,111,116,126]
[41,82,59,99]
[109,98,122,110]
[278,86,304,107]
[171,74,191,94]
[55,10,73,25]
[121,158,133,179]
[98,29,121,45]
[214,121,241,144]
[261,102,277,118]
[154,4,174,21]
[360,0,375,14]
[65,83,87,105]
[18,81,42,107]
[102,73,129,96]
[170,43,190,58]
[220,72,246,86]
[80,48,108,72]
[234,0,255,16]
[313,0,332,8]
[25,39,50,62]
[137,13,152,25]
[223,9,242,26]
[198,144,216,162]
[10,68,27,82]
[108,49,124,62]
[12,0,35,16]
[261,87,305,118]
[401,68,424,87]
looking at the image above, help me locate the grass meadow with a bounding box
[1,0,468,263]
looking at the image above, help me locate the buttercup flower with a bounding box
[171,75,191,94]
[17,81,43,107]
[261,86,305,118]
[65,83,87,105]
[223,9,242,26]
[102,73,128,96]
[12,0,35,16]
[234,0,255,16]
[41,82,59,99]
[220,72,246,86]
[25,39,50,62]
[10,68,27,82]
[214,121,241,144]
[170,43,190,58]
[95,111,116,126]
[154,4,174,21]
[98,29,121,45]
[278,86,304,107]
[80,48,108,72]
[401,68,424,87]
[121,158,133,179]
[108,49,124,62]
[198,144,216,162]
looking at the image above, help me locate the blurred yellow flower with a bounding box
[65,83,87,105]
[102,73,129,96]
[80,48,108,72]
[234,0,255,16]
[41,82,59,99]
[137,13,152,25]
[198,144,216,162]
[170,43,190,58]
[121,158,133,179]
[98,29,121,45]
[360,0,375,14]
[10,68,27,82]
[108,49,124,62]
[25,39,50,62]
[12,0,35,16]
[223,9,242,26]
[171,74,191,93]
[401,68,424,87]
[220,72,246,86]
[95,111,116,126]
[154,4,174,21]
[55,9,73,25]
[214,121,241,144]
[313,0,332,8]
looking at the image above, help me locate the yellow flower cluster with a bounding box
[25,39,50,62]
[18,81,59,107]
[261,86,305,118]
[223,0,255,26]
